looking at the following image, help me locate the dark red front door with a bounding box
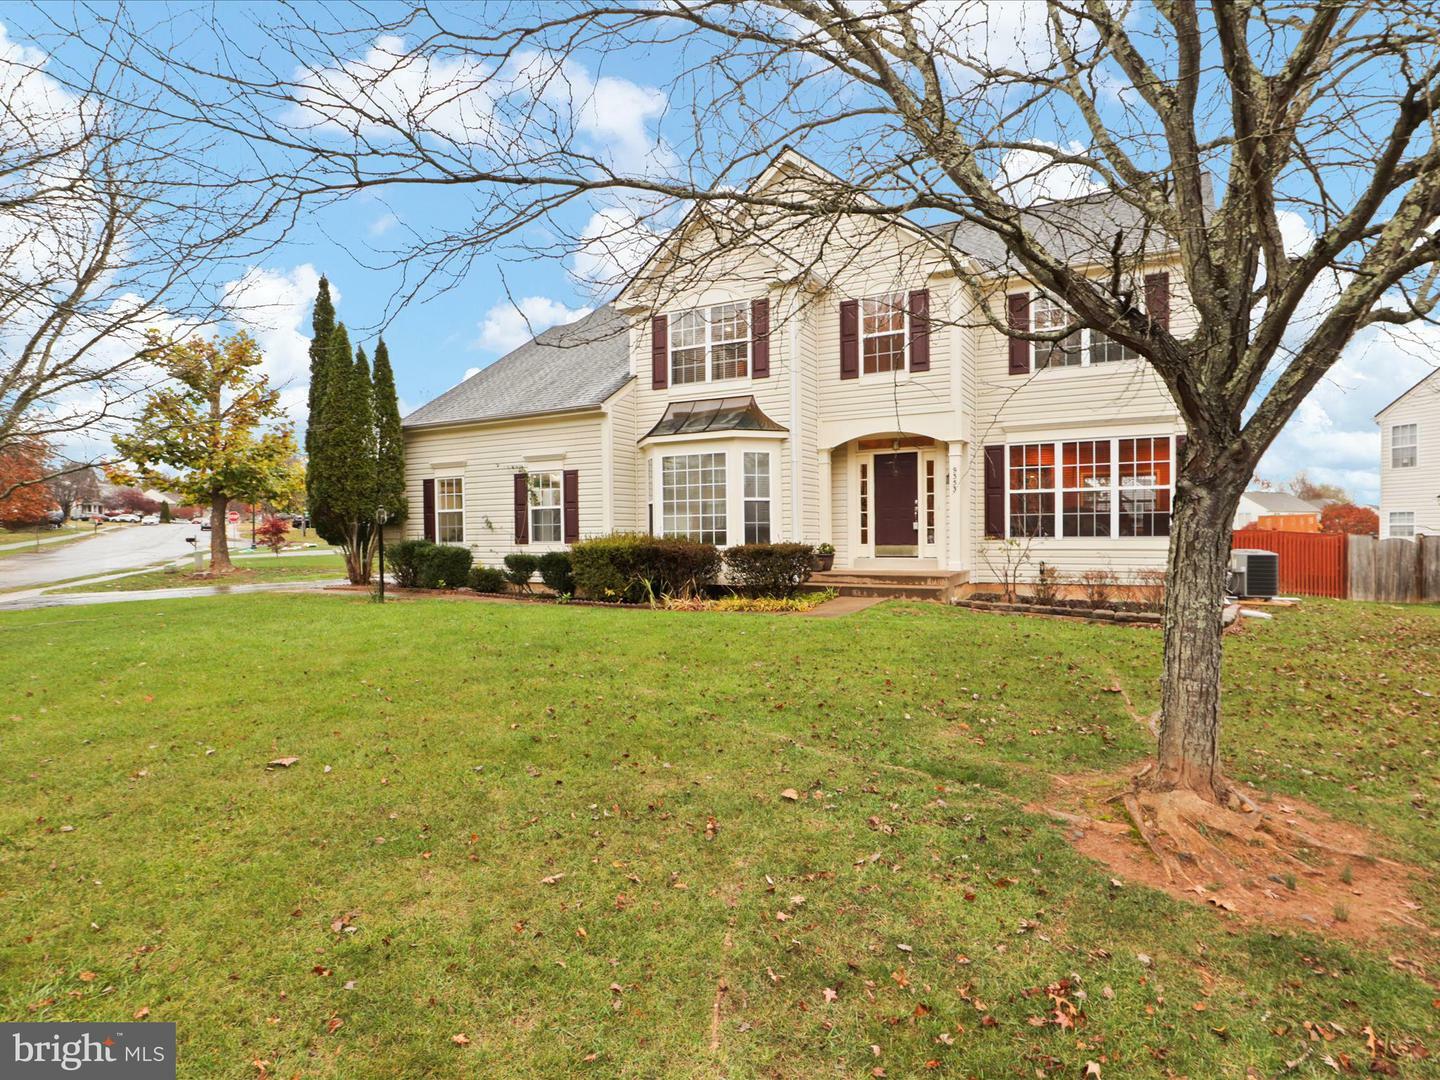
[873,452,918,555]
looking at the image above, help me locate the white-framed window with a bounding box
[661,452,727,545]
[1032,295,1140,371]
[528,471,562,543]
[670,302,749,385]
[743,451,771,544]
[1392,423,1418,468]
[1390,511,1416,538]
[436,477,464,543]
[1003,435,1175,539]
[861,293,907,374]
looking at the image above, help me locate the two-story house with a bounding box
[399,150,1189,590]
[1376,368,1440,539]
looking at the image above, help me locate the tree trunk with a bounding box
[1151,476,1245,800]
[210,493,233,573]
[343,522,372,585]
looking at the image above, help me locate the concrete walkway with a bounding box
[0,578,346,612]
[800,595,888,617]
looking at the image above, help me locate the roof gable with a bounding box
[1374,366,1440,420]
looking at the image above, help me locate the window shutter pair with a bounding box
[652,301,771,386]
[983,446,1005,538]
[838,290,930,378]
[422,479,436,542]
[513,470,579,544]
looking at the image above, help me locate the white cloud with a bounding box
[222,264,332,424]
[994,143,1103,206]
[570,206,664,292]
[475,295,592,354]
[368,212,400,237]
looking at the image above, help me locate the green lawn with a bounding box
[1,595,1435,1078]
[48,553,347,593]
[0,523,110,560]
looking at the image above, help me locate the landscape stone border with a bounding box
[951,597,1162,626]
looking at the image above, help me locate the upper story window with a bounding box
[1032,295,1139,370]
[1392,423,1418,468]
[671,302,749,385]
[436,477,464,544]
[862,294,907,374]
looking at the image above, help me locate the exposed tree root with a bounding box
[1035,764,1433,942]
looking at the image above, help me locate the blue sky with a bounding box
[7,4,1434,503]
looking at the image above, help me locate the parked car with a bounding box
[141,514,161,525]
[108,512,142,523]
[290,514,310,529]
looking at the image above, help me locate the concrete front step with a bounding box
[804,568,967,601]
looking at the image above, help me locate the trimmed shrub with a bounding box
[723,542,815,598]
[537,550,575,594]
[418,543,472,589]
[503,552,541,591]
[570,533,721,603]
[389,539,433,588]
[468,565,508,593]
[1030,561,1063,605]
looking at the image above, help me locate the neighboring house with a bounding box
[1233,491,1322,532]
[400,150,1192,586]
[1376,368,1440,539]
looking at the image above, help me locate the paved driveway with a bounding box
[0,524,202,591]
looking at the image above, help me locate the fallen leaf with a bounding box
[451,1033,470,1047]
[133,1006,150,1019]
[540,874,565,885]
[267,757,300,769]
[325,1017,343,1034]
[822,987,838,1003]
[77,971,96,983]
[780,789,800,801]
[1084,1064,1103,1078]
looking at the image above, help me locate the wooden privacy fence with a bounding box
[1230,529,1440,602]
[1348,534,1440,603]
[1231,528,1348,598]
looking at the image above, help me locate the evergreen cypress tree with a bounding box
[304,276,336,521]
[372,337,407,524]
[310,322,354,548]
[304,276,336,460]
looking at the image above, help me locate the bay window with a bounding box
[743,452,771,544]
[436,477,464,543]
[662,452,727,545]
[670,302,749,385]
[528,471,562,543]
[1003,435,1176,539]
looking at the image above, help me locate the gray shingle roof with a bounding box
[402,305,631,429]
[1242,491,1322,514]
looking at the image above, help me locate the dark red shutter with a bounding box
[562,469,579,543]
[1145,272,1170,331]
[651,314,668,390]
[1006,292,1030,374]
[422,478,436,542]
[1175,432,1187,482]
[983,446,1006,539]
[839,299,859,380]
[513,472,528,544]
[751,298,770,378]
[908,289,930,371]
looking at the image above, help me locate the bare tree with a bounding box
[56,2,1440,842]
[0,18,280,499]
[47,464,100,520]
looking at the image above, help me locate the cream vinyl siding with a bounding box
[1377,370,1440,538]
[402,409,618,565]
[966,265,1187,583]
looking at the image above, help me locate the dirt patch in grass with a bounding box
[1037,766,1432,946]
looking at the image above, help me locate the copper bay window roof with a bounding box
[641,396,788,440]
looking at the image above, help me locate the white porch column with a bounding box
[816,448,833,547]
[947,442,967,572]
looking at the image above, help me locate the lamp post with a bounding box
[376,507,389,603]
